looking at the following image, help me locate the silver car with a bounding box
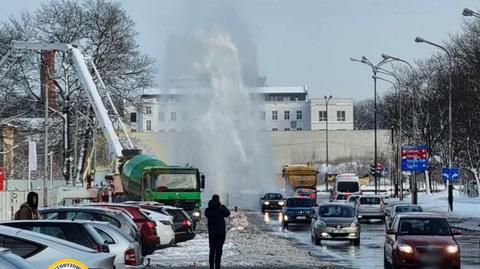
[311,203,360,245]
[0,248,35,269]
[356,194,385,222]
[0,225,115,269]
[384,204,423,229]
[88,221,144,269]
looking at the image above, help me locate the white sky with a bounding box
[1,0,479,100]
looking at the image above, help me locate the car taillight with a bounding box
[146,220,156,230]
[125,248,137,266]
[182,219,192,227]
[309,194,315,199]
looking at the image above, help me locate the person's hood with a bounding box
[208,199,221,209]
[27,192,38,209]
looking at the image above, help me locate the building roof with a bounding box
[142,86,308,96]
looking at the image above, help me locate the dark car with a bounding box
[140,205,195,243]
[84,203,160,255]
[385,204,423,229]
[281,197,316,229]
[260,193,285,212]
[39,206,140,243]
[1,220,110,253]
[384,213,461,269]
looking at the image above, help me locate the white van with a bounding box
[330,173,361,202]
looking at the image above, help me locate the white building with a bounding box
[129,86,353,132]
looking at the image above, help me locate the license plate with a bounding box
[420,255,439,264]
[297,216,306,220]
[333,229,342,233]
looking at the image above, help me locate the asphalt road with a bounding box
[260,211,480,269]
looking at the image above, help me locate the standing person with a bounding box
[14,191,41,220]
[205,194,231,269]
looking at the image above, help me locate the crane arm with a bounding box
[11,41,124,158]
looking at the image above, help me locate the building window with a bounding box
[337,110,346,121]
[130,112,137,123]
[171,112,176,121]
[145,106,152,115]
[296,110,302,120]
[182,112,188,121]
[272,128,278,131]
[167,96,176,103]
[146,120,152,131]
[260,111,266,120]
[159,112,164,122]
[284,111,290,120]
[284,128,290,131]
[272,111,278,120]
[296,128,302,131]
[319,111,327,121]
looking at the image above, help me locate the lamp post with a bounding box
[415,36,453,211]
[351,56,392,194]
[324,95,333,192]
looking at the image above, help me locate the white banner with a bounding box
[28,141,37,171]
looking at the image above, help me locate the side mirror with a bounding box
[452,229,462,236]
[386,228,396,235]
[200,175,205,189]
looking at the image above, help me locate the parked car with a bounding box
[346,194,360,205]
[140,207,176,247]
[295,188,317,201]
[0,225,115,269]
[281,197,316,229]
[0,248,35,269]
[356,194,385,222]
[141,205,195,243]
[88,222,144,269]
[39,206,141,243]
[384,213,461,269]
[84,203,160,255]
[1,220,110,253]
[260,193,285,212]
[385,204,423,229]
[311,203,360,245]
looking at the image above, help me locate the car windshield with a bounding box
[265,193,282,199]
[337,182,359,192]
[395,206,422,213]
[319,205,355,218]
[152,173,198,191]
[398,218,451,236]
[286,198,314,207]
[359,197,381,204]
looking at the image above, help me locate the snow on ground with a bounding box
[150,211,331,268]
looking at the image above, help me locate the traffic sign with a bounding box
[401,145,428,172]
[442,167,459,181]
[401,158,428,171]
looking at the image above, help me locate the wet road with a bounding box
[260,211,480,269]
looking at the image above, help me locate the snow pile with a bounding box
[228,211,249,231]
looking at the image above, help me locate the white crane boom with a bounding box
[11,41,124,158]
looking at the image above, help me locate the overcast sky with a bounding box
[1,0,479,100]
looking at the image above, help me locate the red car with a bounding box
[384,213,461,269]
[85,203,160,255]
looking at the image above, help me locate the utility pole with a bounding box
[324,95,332,192]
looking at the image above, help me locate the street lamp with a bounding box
[415,36,453,211]
[324,95,333,192]
[462,8,480,18]
[351,56,392,194]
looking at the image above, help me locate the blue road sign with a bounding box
[401,158,428,171]
[442,167,459,181]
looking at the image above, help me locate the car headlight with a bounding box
[278,201,285,206]
[192,211,201,217]
[264,201,270,206]
[350,220,359,227]
[283,215,288,221]
[398,244,413,254]
[446,244,459,254]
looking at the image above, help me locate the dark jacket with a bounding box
[15,192,41,220]
[205,200,231,236]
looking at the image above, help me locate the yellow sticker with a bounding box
[48,258,88,269]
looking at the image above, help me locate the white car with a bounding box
[88,222,144,269]
[0,225,115,269]
[140,208,176,246]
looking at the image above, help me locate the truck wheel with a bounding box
[352,238,360,246]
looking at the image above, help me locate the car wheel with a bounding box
[261,207,265,213]
[283,222,288,230]
[352,237,360,246]
[192,220,197,230]
[314,236,321,245]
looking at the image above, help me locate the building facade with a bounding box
[129,86,354,132]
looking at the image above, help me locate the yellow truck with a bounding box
[282,164,318,200]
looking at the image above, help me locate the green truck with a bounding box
[121,154,205,227]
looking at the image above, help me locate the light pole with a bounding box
[351,56,392,194]
[415,36,453,211]
[324,95,333,192]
